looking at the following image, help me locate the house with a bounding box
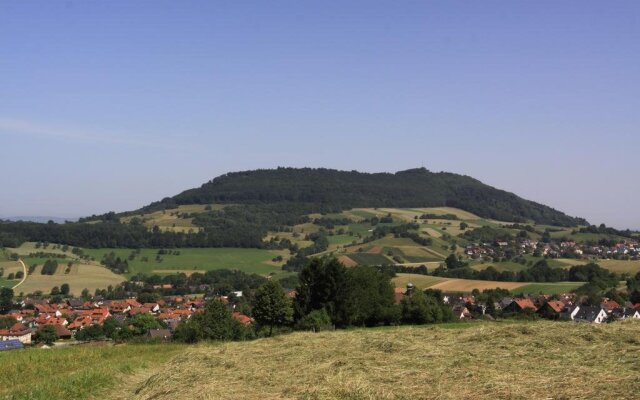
[68,316,93,330]
[573,306,608,324]
[142,303,161,313]
[67,299,84,308]
[0,323,32,344]
[148,329,173,341]
[503,298,537,313]
[611,308,640,320]
[537,300,565,320]
[451,304,472,319]
[560,305,581,320]
[601,299,620,313]
[39,324,72,340]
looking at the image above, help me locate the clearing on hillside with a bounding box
[123,321,640,400]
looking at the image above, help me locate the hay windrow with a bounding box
[126,321,640,400]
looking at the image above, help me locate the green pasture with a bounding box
[81,247,287,277]
[510,282,584,295]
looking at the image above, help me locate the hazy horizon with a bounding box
[1,1,638,229]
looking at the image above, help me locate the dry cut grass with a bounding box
[126,321,640,400]
[16,263,125,296]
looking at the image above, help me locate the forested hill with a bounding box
[143,167,585,227]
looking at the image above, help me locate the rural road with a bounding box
[12,259,27,290]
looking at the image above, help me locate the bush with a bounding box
[296,309,333,332]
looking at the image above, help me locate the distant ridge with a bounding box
[141,167,587,227]
[3,216,75,224]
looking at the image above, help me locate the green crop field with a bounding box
[326,234,357,246]
[470,261,529,272]
[81,247,288,277]
[510,282,584,295]
[0,278,15,288]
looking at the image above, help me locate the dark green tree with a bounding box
[400,290,444,324]
[294,257,354,328]
[0,316,17,329]
[60,283,70,296]
[0,287,14,313]
[35,325,59,345]
[197,299,236,340]
[347,266,397,326]
[251,280,293,336]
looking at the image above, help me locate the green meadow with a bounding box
[81,247,288,277]
[510,282,584,295]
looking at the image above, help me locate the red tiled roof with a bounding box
[232,312,252,325]
[602,299,620,311]
[513,298,537,311]
[545,300,565,313]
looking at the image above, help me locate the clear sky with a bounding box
[1,1,638,228]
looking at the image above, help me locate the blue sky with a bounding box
[1,1,638,228]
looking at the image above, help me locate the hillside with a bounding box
[2,321,638,399]
[142,167,586,226]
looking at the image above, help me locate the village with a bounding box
[2,282,639,352]
[464,237,640,261]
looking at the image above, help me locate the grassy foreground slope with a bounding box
[0,344,185,400]
[127,321,639,400]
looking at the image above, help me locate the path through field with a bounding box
[11,259,27,290]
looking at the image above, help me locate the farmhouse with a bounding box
[0,322,32,344]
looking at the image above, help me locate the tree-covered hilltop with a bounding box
[142,167,585,226]
[0,167,588,249]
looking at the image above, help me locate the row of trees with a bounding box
[173,257,454,343]
[434,257,619,284]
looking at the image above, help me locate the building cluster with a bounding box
[0,294,253,351]
[394,284,640,323]
[465,238,640,261]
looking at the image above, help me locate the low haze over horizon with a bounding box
[1,1,638,229]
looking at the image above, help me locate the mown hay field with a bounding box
[429,278,526,292]
[392,273,583,293]
[124,321,640,400]
[15,263,126,296]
